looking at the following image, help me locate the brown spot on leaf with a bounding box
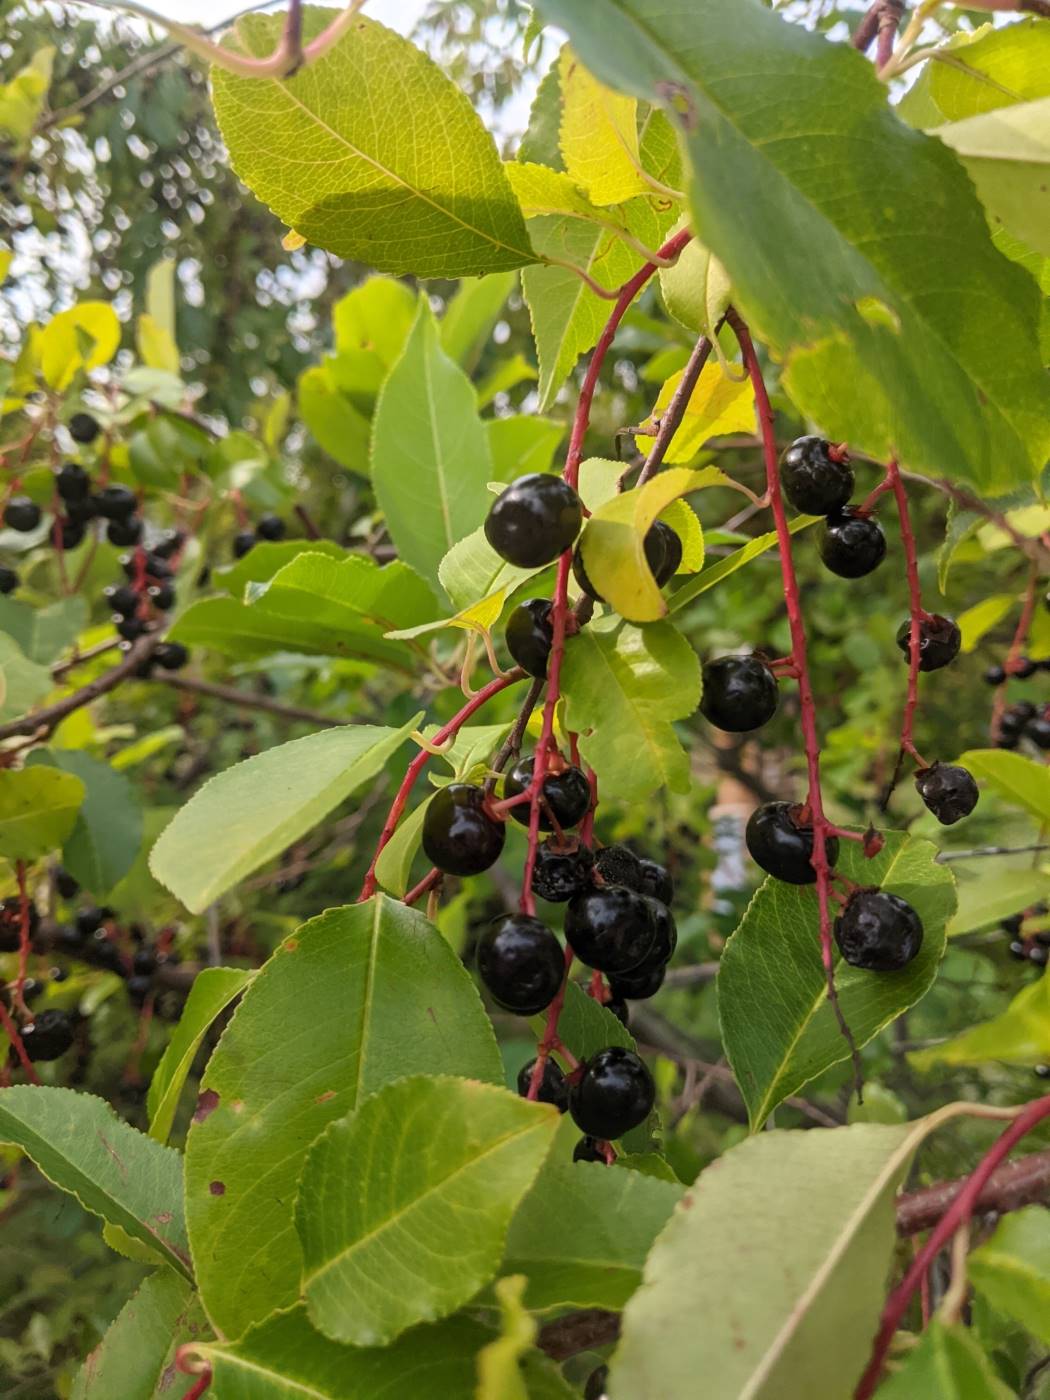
[656,80,698,132]
[284,938,299,952]
[96,1132,129,1181]
[193,1088,220,1123]
[315,1090,337,1104]
[426,1006,437,1025]
[154,1210,172,1225]
[209,1180,226,1196]
[681,1192,694,1210]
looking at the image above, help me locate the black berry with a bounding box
[421,783,505,876]
[57,518,86,551]
[700,655,779,733]
[594,844,642,890]
[585,1365,610,1400]
[1013,656,1038,680]
[915,763,979,825]
[533,841,594,903]
[233,530,257,559]
[56,462,91,500]
[1001,703,1035,736]
[643,896,677,964]
[75,906,105,937]
[503,757,591,831]
[154,642,190,672]
[834,888,923,972]
[93,485,138,521]
[4,497,41,532]
[256,514,287,542]
[1002,914,1024,935]
[636,858,673,905]
[20,1009,75,1062]
[573,1135,606,1163]
[780,437,854,516]
[117,616,148,642]
[107,516,144,547]
[68,412,100,444]
[66,494,98,524]
[608,958,666,1000]
[105,584,140,617]
[819,509,886,579]
[151,529,185,560]
[565,886,656,974]
[895,615,961,672]
[745,802,839,885]
[0,566,17,595]
[505,598,554,678]
[1026,717,1050,750]
[148,581,177,612]
[984,664,1006,686]
[127,974,153,1008]
[569,1046,655,1140]
[54,867,79,900]
[648,520,683,586]
[516,1057,568,1111]
[476,914,564,1015]
[606,996,629,1027]
[485,474,582,568]
[132,946,157,975]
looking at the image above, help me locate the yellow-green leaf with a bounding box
[578,465,724,622]
[958,748,1050,824]
[136,314,180,373]
[476,1276,535,1400]
[559,48,648,206]
[634,358,754,463]
[39,302,121,390]
[910,973,1050,1070]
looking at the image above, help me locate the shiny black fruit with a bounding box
[516,1057,568,1111]
[421,783,505,877]
[4,497,41,532]
[895,615,961,672]
[533,841,594,903]
[0,566,17,595]
[565,886,656,974]
[569,1046,655,1140]
[636,858,673,905]
[834,888,923,972]
[485,474,583,568]
[233,530,257,559]
[505,598,554,677]
[915,763,979,825]
[56,462,91,500]
[503,757,591,831]
[107,515,143,547]
[476,914,564,1015]
[700,655,779,733]
[780,436,854,516]
[20,1009,75,1062]
[93,485,138,521]
[256,514,287,541]
[68,412,100,444]
[819,509,886,578]
[745,802,839,884]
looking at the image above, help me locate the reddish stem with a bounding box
[527,943,575,1100]
[0,1001,40,1084]
[855,1094,1050,1399]
[991,564,1039,741]
[13,862,31,1017]
[180,1371,212,1400]
[729,308,862,1096]
[357,672,521,901]
[404,868,441,908]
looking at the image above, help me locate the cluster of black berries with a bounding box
[103,532,188,672]
[0,893,77,1063]
[995,700,1050,752]
[781,436,886,579]
[232,513,287,559]
[1004,907,1050,967]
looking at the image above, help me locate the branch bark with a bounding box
[152,672,343,728]
[896,1147,1050,1237]
[0,635,161,742]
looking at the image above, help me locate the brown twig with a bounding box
[635,332,715,488]
[0,635,161,742]
[896,1147,1050,1237]
[151,672,343,727]
[538,1309,620,1362]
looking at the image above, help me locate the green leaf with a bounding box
[519,53,565,170]
[947,866,1050,937]
[297,365,372,472]
[659,228,731,336]
[212,10,534,277]
[439,527,542,613]
[71,1270,208,1400]
[374,797,430,897]
[875,1318,1015,1400]
[196,1305,573,1400]
[956,593,1016,652]
[487,416,564,483]
[899,18,1050,128]
[0,766,85,862]
[147,967,253,1144]
[669,516,818,613]
[577,465,721,622]
[0,631,52,721]
[560,615,701,802]
[171,554,437,667]
[719,832,955,1128]
[0,595,86,664]
[27,750,141,896]
[535,0,1050,493]
[610,1120,935,1400]
[476,1275,535,1400]
[332,275,418,384]
[958,748,1050,824]
[0,1086,190,1278]
[39,302,120,390]
[211,539,347,597]
[909,972,1050,1070]
[371,300,493,597]
[150,719,420,913]
[937,97,1050,257]
[185,897,504,1339]
[440,271,517,369]
[503,1160,681,1310]
[296,1075,557,1345]
[543,980,636,1061]
[969,1206,1050,1346]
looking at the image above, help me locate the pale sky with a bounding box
[125,0,431,31]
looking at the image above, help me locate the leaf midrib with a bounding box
[302,1119,546,1290]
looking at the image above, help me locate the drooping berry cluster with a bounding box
[781,437,887,579]
[232,512,287,559]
